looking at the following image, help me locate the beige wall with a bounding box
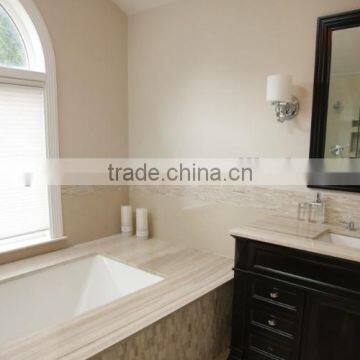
[128,0,360,257]
[33,0,129,246]
[128,0,360,158]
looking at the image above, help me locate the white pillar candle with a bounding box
[136,208,149,240]
[121,205,133,235]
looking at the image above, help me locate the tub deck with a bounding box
[0,234,233,360]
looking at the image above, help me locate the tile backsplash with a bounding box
[130,185,360,257]
[131,185,360,225]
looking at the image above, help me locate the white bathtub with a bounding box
[0,255,164,344]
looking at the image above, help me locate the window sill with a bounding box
[0,234,68,265]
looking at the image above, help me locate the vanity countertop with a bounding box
[230,216,360,263]
[0,234,233,360]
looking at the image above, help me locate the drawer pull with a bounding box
[270,291,279,299]
[267,318,277,327]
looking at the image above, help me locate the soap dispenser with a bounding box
[309,193,325,224]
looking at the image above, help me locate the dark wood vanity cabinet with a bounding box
[228,237,360,360]
[302,294,360,360]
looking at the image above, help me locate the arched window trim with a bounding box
[0,0,63,241]
[1,0,45,71]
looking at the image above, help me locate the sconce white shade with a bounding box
[266,74,293,103]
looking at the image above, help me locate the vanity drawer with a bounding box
[246,242,360,295]
[251,278,300,311]
[248,332,293,360]
[250,306,296,338]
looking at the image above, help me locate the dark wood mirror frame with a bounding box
[309,9,360,193]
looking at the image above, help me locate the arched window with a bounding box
[0,0,63,248]
[0,5,28,69]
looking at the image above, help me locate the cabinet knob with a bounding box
[270,291,279,299]
[268,318,277,327]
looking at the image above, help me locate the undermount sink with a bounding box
[317,233,360,250]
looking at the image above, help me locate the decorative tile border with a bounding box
[61,185,127,196]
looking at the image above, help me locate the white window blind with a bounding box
[0,83,49,240]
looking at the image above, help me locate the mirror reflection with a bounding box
[325,27,360,158]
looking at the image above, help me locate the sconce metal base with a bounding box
[272,97,299,123]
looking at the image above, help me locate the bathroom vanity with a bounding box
[228,8,360,358]
[228,230,360,360]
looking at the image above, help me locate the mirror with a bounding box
[325,27,360,159]
[309,9,360,192]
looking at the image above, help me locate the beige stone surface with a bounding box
[215,352,230,360]
[61,186,129,246]
[0,234,233,359]
[248,215,328,239]
[130,185,360,258]
[90,282,233,360]
[230,217,360,263]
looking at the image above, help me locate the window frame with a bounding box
[0,0,63,244]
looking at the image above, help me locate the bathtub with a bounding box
[0,255,163,344]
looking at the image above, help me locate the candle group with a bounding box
[121,205,149,240]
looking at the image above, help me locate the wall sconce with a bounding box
[266,74,299,123]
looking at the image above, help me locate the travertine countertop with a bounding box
[0,234,233,360]
[230,216,360,263]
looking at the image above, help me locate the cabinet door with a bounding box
[302,294,360,360]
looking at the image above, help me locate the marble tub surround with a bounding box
[230,215,360,263]
[0,234,233,360]
[0,237,68,267]
[90,282,233,360]
[61,186,129,247]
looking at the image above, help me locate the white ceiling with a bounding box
[112,0,179,15]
